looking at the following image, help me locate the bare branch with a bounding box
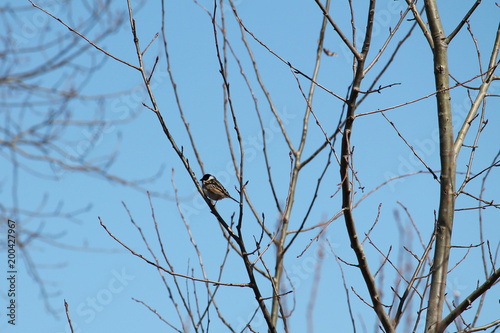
[454,24,500,157]
[161,0,205,174]
[229,3,347,102]
[394,229,436,327]
[132,298,183,332]
[28,0,140,70]
[64,300,74,333]
[445,0,482,44]
[437,266,500,332]
[456,318,500,332]
[99,217,249,287]
[328,241,357,332]
[363,4,412,75]
[381,112,439,182]
[424,0,460,330]
[313,0,361,59]
[406,0,433,48]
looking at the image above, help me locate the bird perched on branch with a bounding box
[200,174,238,204]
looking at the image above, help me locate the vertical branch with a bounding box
[339,1,395,332]
[423,1,456,332]
[194,0,273,236]
[160,0,205,174]
[211,4,277,332]
[269,0,331,327]
[211,2,245,214]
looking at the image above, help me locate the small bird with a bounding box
[200,174,238,203]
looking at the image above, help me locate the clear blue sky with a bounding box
[2,1,500,332]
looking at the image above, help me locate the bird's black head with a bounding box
[200,174,212,182]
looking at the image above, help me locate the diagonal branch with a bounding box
[381,112,439,182]
[229,3,346,103]
[406,0,433,48]
[394,228,436,327]
[363,3,412,75]
[453,24,500,158]
[445,0,482,44]
[28,0,140,71]
[437,266,500,332]
[313,0,361,59]
[99,217,249,287]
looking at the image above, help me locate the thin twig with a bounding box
[64,300,74,333]
[28,0,140,70]
[132,298,183,332]
[313,0,361,59]
[381,112,439,182]
[99,217,249,287]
